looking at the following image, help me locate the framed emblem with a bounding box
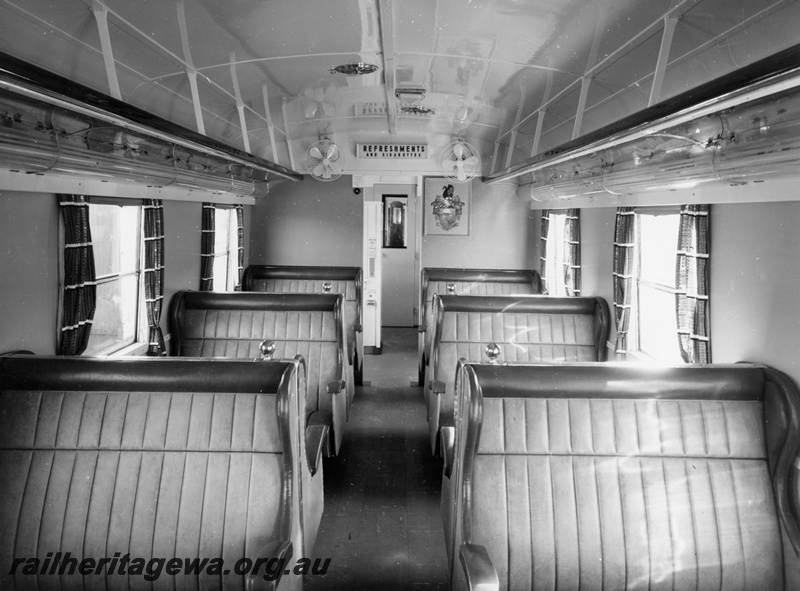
[423,178,471,236]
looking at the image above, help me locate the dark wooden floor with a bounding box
[306,327,450,590]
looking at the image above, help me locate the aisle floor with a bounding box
[306,327,450,590]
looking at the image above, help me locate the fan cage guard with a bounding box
[440,140,480,183]
[306,139,343,182]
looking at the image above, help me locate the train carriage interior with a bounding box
[1,0,800,589]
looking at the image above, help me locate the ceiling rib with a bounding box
[519,0,796,159]
[572,8,605,141]
[505,84,526,169]
[281,98,297,171]
[649,16,678,107]
[497,0,704,145]
[378,0,397,136]
[485,43,800,184]
[98,0,277,136]
[531,0,795,153]
[666,0,792,71]
[399,51,568,73]
[229,50,251,153]
[489,121,505,176]
[0,50,302,181]
[261,84,280,165]
[90,0,121,100]
[530,67,554,158]
[203,52,382,69]
[175,0,205,135]
[3,0,240,136]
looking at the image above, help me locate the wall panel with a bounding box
[0,192,60,354]
[420,181,536,270]
[249,177,363,266]
[0,192,220,353]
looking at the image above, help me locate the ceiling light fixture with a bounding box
[399,105,435,116]
[329,63,379,76]
[395,86,426,102]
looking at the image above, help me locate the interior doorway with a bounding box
[376,183,419,327]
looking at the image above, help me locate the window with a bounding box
[543,211,568,295]
[212,207,239,291]
[632,209,682,362]
[84,203,146,355]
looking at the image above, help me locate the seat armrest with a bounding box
[306,411,332,476]
[440,425,456,479]
[459,544,499,591]
[431,380,446,395]
[353,326,364,386]
[246,540,293,591]
[418,332,427,385]
[327,379,346,395]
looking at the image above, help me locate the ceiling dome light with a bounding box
[329,63,379,76]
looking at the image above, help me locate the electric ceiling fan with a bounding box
[305,138,342,182]
[440,140,481,182]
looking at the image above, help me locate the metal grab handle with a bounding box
[485,342,501,364]
[259,340,276,360]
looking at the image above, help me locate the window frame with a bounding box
[212,206,239,292]
[83,200,149,357]
[630,206,682,363]
[543,210,568,296]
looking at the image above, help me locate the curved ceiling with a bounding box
[1,0,798,179]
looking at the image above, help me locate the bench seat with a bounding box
[425,294,610,455]
[243,265,364,387]
[418,268,542,384]
[0,356,307,591]
[169,291,350,456]
[447,362,800,591]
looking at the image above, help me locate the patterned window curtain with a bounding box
[200,202,215,291]
[612,207,636,360]
[563,208,581,296]
[234,204,244,291]
[143,199,166,355]
[676,204,711,363]
[539,209,550,294]
[58,194,96,355]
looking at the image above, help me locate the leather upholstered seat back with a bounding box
[169,291,349,454]
[418,268,542,384]
[242,266,363,384]
[421,268,542,313]
[247,277,357,347]
[423,281,536,367]
[0,356,302,591]
[449,363,800,591]
[427,295,610,454]
[171,291,343,408]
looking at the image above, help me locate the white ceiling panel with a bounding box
[0,0,797,179]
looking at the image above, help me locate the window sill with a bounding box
[107,341,149,357]
[627,348,685,365]
[105,333,171,358]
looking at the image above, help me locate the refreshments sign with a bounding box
[356,144,428,159]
